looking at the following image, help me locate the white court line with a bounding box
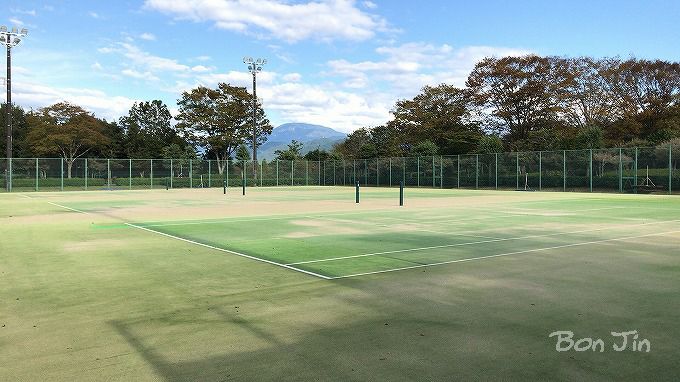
[18,194,33,199]
[124,223,331,280]
[47,201,90,214]
[288,218,680,265]
[331,229,680,279]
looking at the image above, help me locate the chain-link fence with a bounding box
[1,146,677,195]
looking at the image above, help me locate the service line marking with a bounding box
[331,229,680,279]
[124,223,331,280]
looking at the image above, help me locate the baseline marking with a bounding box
[288,218,680,265]
[47,201,90,214]
[124,223,331,280]
[331,229,680,279]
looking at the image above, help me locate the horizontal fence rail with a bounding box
[1,146,677,195]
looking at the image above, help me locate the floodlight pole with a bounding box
[243,57,266,186]
[1,26,27,192]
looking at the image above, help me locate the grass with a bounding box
[1,186,679,381]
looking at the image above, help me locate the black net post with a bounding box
[355,181,360,203]
[399,181,404,206]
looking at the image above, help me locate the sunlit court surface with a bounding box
[2,186,680,380]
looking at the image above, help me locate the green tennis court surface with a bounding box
[2,187,680,381]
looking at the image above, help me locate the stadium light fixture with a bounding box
[1,25,28,191]
[243,56,266,185]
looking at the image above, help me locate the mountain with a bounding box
[258,123,347,160]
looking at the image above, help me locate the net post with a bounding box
[589,149,593,192]
[129,159,132,190]
[223,179,226,194]
[669,144,672,195]
[355,181,360,203]
[35,158,39,191]
[475,154,479,190]
[242,162,246,196]
[399,181,404,206]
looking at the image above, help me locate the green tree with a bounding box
[411,140,439,157]
[304,148,338,161]
[235,144,251,161]
[120,100,181,159]
[175,83,272,174]
[476,135,504,154]
[25,102,110,178]
[274,140,304,161]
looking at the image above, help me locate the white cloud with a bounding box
[13,9,37,16]
[144,0,389,42]
[140,32,156,41]
[363,1,377,9]
[282,73,302,82]
[9,17,24,26]
[121,69,160,81]
[194,55,211,62]
[89,11,100,19]
[13,81,137,122]
[191,65,213,73]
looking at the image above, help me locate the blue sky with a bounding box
[4,0,680,132]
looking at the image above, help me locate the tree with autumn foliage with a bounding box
[25,102,111,178]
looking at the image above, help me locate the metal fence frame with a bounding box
[1,146,676,195]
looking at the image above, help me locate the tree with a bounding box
[175,83,272,174]
[411,140,439,157]
[390,84,480,154]
[476,135,504,154]
[161,144,197,177]
[304,148,338,161]
[25,102,110,178]
[120,100,182,159]
[274,140,304,161]
[235,144,251,161]
[0,104,30,157]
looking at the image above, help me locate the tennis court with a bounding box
[2,186,680,381]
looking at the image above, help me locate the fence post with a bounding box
[170,159,173,189]
[276,160,279,186]
[376,158,379,186]
[150,159,154,189]
[432,156,436,188]
[634,148,638,193]
[60,158,64,191]
[334,160,337,186]
[618,148,623,193]
[402,157,405,185]
[35,158,38,191]
[515,152,519,190]
[475,154,479,190]
[389,158,392,187]
[589,149,593,193]
[260,161,263,187]
[669,144,673,195]
[84,158,88,190]
[563,150,566,191]
[208,160,211,188]
[539,151,542,191]
[107,159,111,189]
[291,160,294,186]
[343,160,346,185]
[417,157,420,187]
[440,156,443,189]
[129,159,132,190]
[226,160,229,188]
[457,155,460,188]
[364,159,368,186]
[189,159,193,189]
[495,153,498,190]
[7,158,11,192]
